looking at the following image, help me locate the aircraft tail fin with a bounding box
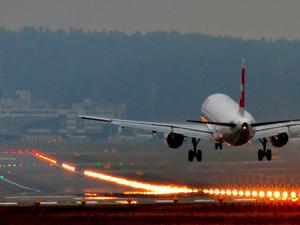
[239,59,246,113]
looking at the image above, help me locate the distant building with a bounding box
[0,91,126,142]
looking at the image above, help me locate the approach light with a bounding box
[232,190,238,196]
[245,191,251,197]
[252,191,258,197]
[291,192,297,199]
[62,163,75,172]
[259,191,265,198]
[226,190,232,196]
[274,191,280,198]
[282,191,288,199]
[267,191,272,198]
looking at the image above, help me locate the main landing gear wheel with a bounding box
[188,150,194,162]
[258,149,264,161]
[266,149,272,161]
[196,150,202,161]
[258,138,272,161]
[188,138,202,162]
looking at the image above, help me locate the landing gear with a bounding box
[215,142,223,150]
[258,149,264,161]
[188,138,202,162]
[196,150,202,161]
[188,150,194,162]
[266,149,272,161]
[258,138,272,161]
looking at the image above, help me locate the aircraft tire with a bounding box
[266,149,272,161]
[196,150,202,162]
[188,150,194,162]
[258,149,264,161]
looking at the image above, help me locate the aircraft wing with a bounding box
[80,115,213,140]
[254,121,300,139]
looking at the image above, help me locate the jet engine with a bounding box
[165,132,184,149]
[270,132,289,148]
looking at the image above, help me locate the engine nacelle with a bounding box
[270,132,289,148]
[165,132,184,149]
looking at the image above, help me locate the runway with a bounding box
[1,140,300,206]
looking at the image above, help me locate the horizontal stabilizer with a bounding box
[80,115,112,122]
[188,118,300,129]
[186,120,236,128]
[251,119,300,127]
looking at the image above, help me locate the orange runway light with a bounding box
[123,191,179,195]
[226,190,232,196]
[86,196,118,200]
[245,190,251,197]
[115,200,138,205]
[85,193,97,197]
[35,153,57,164]
[259,191,265,198]
[214,189,220,195]
[220,190,226,195]
[282,191,288,199]
[209,189,214,195]
[62,163,75,172]
[232,190,238,196]
[274,191,280,198]
[83,170,197,194]
[252,191,258,197]
[123,191,153,195]
[203,189,209,194]
[291,191,297,199]
[267,191,273,198]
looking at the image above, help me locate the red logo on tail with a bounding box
[239,60,245,108]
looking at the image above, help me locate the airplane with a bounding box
[80,60,300,162]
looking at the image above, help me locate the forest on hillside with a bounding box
[0,27,300,120]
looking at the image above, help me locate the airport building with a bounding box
[0,90,126,142]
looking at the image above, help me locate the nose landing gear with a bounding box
[215,142,223,150]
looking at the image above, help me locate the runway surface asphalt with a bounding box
[1,139,300,206]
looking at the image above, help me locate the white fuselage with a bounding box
[201,93,255,146]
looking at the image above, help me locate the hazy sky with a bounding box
[1,0,300,39]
